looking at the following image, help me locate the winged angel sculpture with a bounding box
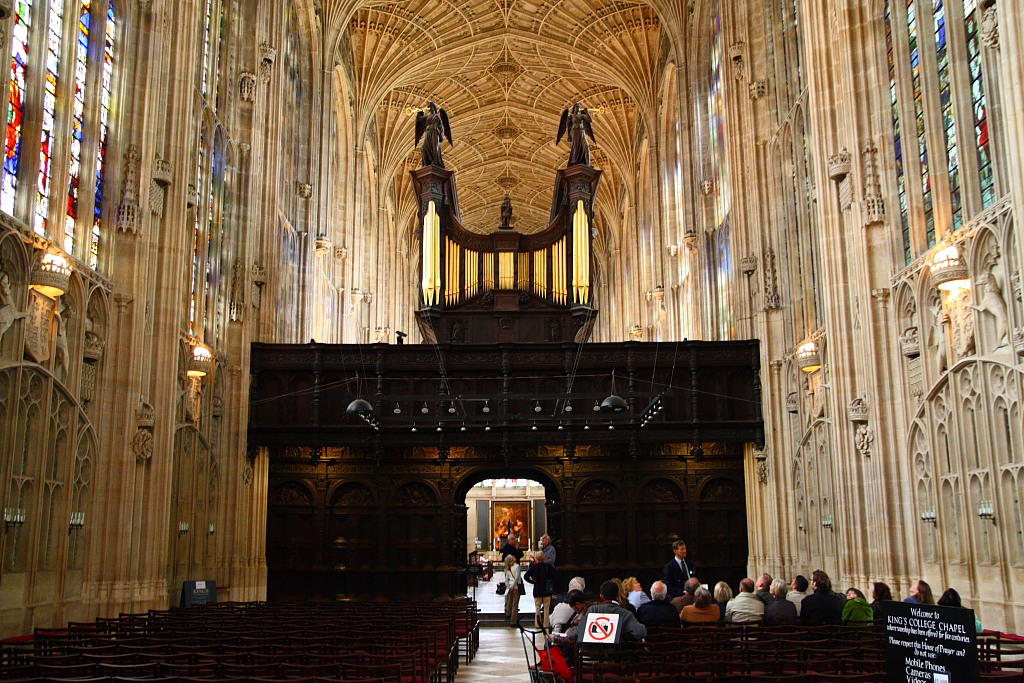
[556,102,595,167]
[415,101,453,168]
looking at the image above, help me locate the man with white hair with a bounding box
[637,580,679,626]
[540,534,556,565]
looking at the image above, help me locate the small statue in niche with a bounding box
[546,318,562,342]
[449,320,465,343]
[53,301,70,378]
[500,194,513,229]
[0,270,27,344]
[929,294,948,374]
[414,101,453,169]
[971,267,1009,349]
[556,102,595,167]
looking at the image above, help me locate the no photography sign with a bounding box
[581,612,621,644]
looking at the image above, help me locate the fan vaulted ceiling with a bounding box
[338,0,670,234]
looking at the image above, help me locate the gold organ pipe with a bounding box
[533,250,544,297]
[573,199,590,304]
[484,253,494,291]
[518,252,529,291]
[434,207,441,305]
[499,252,514,289]
[421,201,440,306]
[465,249,478,298]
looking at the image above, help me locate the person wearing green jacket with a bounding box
[842,587,875,624]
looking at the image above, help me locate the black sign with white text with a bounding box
[180,580,217,607]
[882,601,977,683]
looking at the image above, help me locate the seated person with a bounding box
[937,587,983,634]
[671,577,701,612]
[842,587,874,624]
[637,581,679,627]
[623,577,651,610]
[550,589,587,633]
[561,580,647,646]
[763,579,798,625]
[680,586,720,623]
[725,578,765,623]
[800,569,843,625]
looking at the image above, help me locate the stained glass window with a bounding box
[2,1,32,216]
[92,3,114,268]
[933,0,962,230]
[200,0,212,96]
[35,0,65,235]
[964,0,994,208]
[886,0,911,263]
[907,0,935,246]
[65,1,91,254]
[190,132,205,334]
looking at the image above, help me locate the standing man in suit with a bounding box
[663,539,696,598]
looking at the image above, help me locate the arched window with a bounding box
[885,0,999,264]
[765,0,820,343]
[2,1,116,269]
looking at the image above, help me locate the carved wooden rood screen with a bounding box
[251,136,764,601]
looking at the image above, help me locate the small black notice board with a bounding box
[882,601,977,682]
[180,580,217,607]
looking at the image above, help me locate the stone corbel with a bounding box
[260,44,277,82]
[297,182,312,199]
[754,447,769,484]
[827,149,851,182]
[847,397,869,423]
[729,42,746,81]
[748,81,766,100]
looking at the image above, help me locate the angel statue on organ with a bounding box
[415,101,453,168]
[556,102,595,167]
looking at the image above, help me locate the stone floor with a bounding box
[455,624,546,683]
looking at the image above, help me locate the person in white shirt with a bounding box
[786,574,809,615]
[725,578,765,623]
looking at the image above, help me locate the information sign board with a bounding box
[882,601,977,682]
[180,580,218,607]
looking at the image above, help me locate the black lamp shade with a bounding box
[599,394,628,413]
[346,398,374,415]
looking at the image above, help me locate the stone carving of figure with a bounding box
[414,101,453,169]
[556,102,595,167]
[929,295,948,374]
[971,268,1009,348]
[500,194,513,229]
[0,270,27,343]
[450,319,465,343]
[53,302,69,376]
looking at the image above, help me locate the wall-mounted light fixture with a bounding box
[31,252,71,298]
[821,513,834,529]
[4,507,26,531]
[929,245,971,291]
[797,341,821,373]
[978,500,996,522]
[68,511,85,532]
[208,524,216,535]
[178,521,190,535]
[187,345,213,378]
[920,506,937,525]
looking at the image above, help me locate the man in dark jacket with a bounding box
[500,535,524,563]
[663,539,696,597]
[524,551,559,629]
[799,569,843,625]
[638,581,680,626]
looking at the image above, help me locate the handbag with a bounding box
[496,582,507,595]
